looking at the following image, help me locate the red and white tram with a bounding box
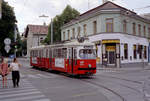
[30,39,96,76]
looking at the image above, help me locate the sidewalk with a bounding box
[96,64,150,72]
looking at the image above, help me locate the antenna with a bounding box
[39,14,49,26]
[88,0,90,9]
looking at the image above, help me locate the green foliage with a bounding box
[44,5,80,44]
[0,0,17,56]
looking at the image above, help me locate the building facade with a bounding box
[25,25,48,57]
[61,1,150,68]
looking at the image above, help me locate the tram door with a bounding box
[49,49,52,70]
[68,48,74,74]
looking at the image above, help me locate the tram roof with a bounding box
[30,39,94,50]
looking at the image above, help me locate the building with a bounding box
[25,24,48,57]
[141,13,150,20]
[61,1,150,68]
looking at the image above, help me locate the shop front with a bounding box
[102,39,120,68]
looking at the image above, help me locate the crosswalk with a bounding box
[27,73,59,79]
[0,79,51,101]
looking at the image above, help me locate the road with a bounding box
[0,58,150,101]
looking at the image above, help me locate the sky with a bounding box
[4,0,150,33]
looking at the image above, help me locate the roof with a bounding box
[140,13,150,20]
[62,1,150,29]
[25,24,48,37]
[30,38,95,50]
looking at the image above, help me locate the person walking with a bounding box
[10,58,21,88]
[0,58,9,88]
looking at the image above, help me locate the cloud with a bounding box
[4,0,150,33]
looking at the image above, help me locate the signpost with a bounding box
[4,38,11,53]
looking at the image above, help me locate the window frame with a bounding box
[106,18,113,32]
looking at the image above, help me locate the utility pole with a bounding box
[51,18,53,44]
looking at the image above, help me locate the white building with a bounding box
[61,1,150,68]
[25,24,48,57]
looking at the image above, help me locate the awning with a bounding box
[102,40,120,44]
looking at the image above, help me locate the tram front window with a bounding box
[79,49,96,59]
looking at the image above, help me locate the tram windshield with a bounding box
[79,49,96,59]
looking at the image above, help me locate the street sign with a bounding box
[4,45,11,53]
[4,38,11,45]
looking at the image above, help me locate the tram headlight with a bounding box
[88,64,92,68]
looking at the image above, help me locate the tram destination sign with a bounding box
[84,45,93,49]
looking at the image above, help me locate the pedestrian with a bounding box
[10,58,21,88]
[0,58,9,88]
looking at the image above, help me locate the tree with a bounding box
[0,0,17,56]
[44,5,80,44]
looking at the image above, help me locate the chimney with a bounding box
[43,22,46,26]
[102,0,108,4]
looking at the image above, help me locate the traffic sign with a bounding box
[4,38,11,45]
[4,45,11,53]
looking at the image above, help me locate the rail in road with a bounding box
[80,78,126,101]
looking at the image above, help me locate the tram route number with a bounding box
[84,45,93,49]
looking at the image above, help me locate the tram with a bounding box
[30,39,96,76]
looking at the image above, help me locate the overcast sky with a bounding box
[4,0,150,33]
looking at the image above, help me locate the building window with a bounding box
[72,28,75,39]
[83,24,87,36]
[67,30,70,40]
[123,20,127,33]
[138,24,141,36]
[132,23,136,35]
[138,45,142,59]
[63,32,65,40]
[133,45,137,59]
[106,18,113,32]
[77,27,81,37]
[143,26,146,37]
[93,21,97,34]
[144,46,147,59]
[124,44,128,59]
[148,27,150,38]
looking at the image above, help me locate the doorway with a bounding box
[108,51,115,65]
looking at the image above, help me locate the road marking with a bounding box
[28,74,41,78]
[0,89,38,95]
[33,99,51,101]
[72,92,97,98]
[0,91,41,98]
[1,95,46,101]
[37,74,52,78]
[0,79,51,101]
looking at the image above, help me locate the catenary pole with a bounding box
[51,18,53,44]
[14,24,17,58]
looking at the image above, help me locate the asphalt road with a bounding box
[1,58,150,101]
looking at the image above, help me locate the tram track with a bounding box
[97,74,143,84]
[80,78,126,101]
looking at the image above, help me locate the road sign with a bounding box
[4,38,11,45]
[4,45,11,53]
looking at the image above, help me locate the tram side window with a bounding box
[49,49,52,58]
[58,49,61,58]
[33,50,35,57]
[30,51,32,57]
[36,50,38,57]
[53,49,57,58]
[62,48,67,58]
